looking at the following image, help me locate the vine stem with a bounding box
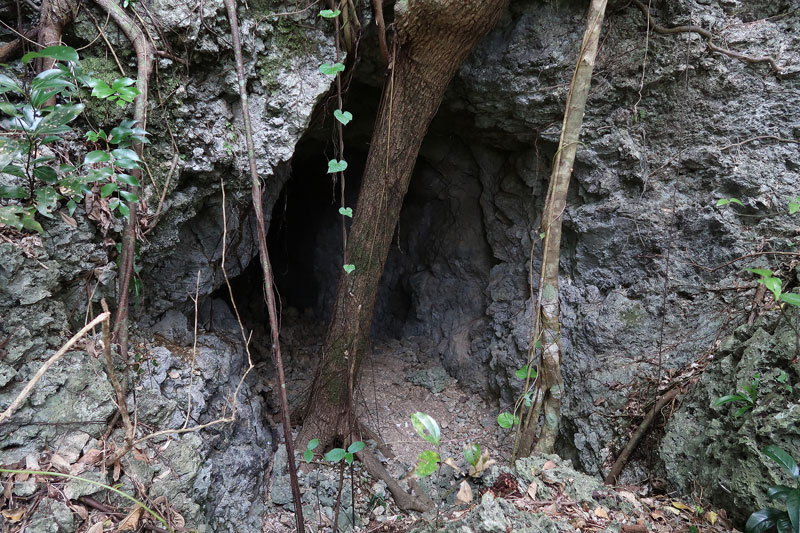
[221,0,304,530]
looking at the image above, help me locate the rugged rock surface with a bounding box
[661,307,800,522]
[2,0,799,529]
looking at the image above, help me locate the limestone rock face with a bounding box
[660,309,800,522]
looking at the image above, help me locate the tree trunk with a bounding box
[299,0,508,447]
[517,0,607,457]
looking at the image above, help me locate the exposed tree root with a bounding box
[359,444,434,513]
[0,28,38,62]
[630,0,782,72]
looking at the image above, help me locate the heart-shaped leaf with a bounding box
[338,206,353,218]
[327,159,348,173]
[343,264,355,274]
[319,63,345,76]
[497,412,518,429]
[415,450,440,477]
[334,109,353,125]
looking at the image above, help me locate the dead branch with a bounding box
[630,0,782,72]
[0,312,110,425]
[101,299,135,466]
[604,387,681,485]
[222,0,305,529]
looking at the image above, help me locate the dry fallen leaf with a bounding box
[113,460,121,482]
[171,510,186,529]
[443,457,460,472]
[542,502,558,514]
[70,504,89,520]
[671,501,691,510]
[594,507,609,519]
[650,510,665,521]
[117,507,143,531]
[50,453,71,472]
[2,508,25,522]
[706,510,718,524]
[132,448,149,463]
[468,450,496,477]
[664,506,681,516]
[456,480,473,504]
[526,481,538,500]
[86,521,105,533]
[542,460,557,470]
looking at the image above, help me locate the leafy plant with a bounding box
[714,374,759,417]
[324,440,364,465]
[716,197,744,207]
[304,438,319,463]
[410,412,441,477]
[745,445,800,533]
[789,198,799,215]
[747,269,800,308]
[777,371,793,394]
[0,45,146,231]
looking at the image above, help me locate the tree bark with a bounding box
[517,0,607,457]
[299,0,508,448]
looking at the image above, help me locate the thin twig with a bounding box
[721,135,800,151]
[0,312,110,425]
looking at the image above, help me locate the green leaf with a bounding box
[746,508,785,533]
[716,197,744,207]
[763,276,782,299]
[101,182,118,198]
[35,187,60,218]
[307,438,319,451]
[67,199,77,216]
[415,450,440,477]
[786,491,800,533]
[334,109,353,125]
[319,62,345,76]
[116,202,130,220]
[780,293,800,307]
[347,441,365,454]
[789,199,799,215]
[84,150,111,164]
[764,446,800,480]
[0,73,23,95]
[0,102,20,117]
[497,412,517,429]
[119,190,139,203]
[344,452,354,465]
[325,448,346,463]
[111,148,141,162]
[734,405,754,417]
[303,449,313,463]
[338,206,353,218]
[319,9,341,18]
[748,268,774,277]
[411,412,441,446]
[463,443,480,467]
[37,103,84,131]
[22,45,79,64]
[0,185,28,199]
[343,264,355,274]
[33,165,58,184]
[111,77,136,90]
[516,365,536,380]
[327,159,348,173]
[768,485,796,502]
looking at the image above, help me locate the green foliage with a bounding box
[714,374,759,417]
[789,198,799,215]
[327,159,348,173]
[304,438,319,463]
[334,109,353,125]
[411,412,441,446]
[319,63,345,76]
[323,441,364,465]
[463,443,481,467]
[415,449,440,477]
[745,446,800,533]
[0,46,146,231]
[343,264,355,274]
[338,206,353,218]
[747,269,800,308]
[716,197,744,207]
[319,9,340,18]
[496,412,519,429]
